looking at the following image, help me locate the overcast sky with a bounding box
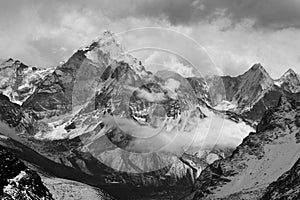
[0,0,300,78]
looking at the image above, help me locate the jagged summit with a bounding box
[202,62,300,122]
[275,67,300,93]
[230,64,274,109]
[242,63,271,78]
[80,30,123,63]
[250,63,265,71]
[284,68,297,75]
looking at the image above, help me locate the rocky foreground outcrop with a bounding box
[0,144,53,200]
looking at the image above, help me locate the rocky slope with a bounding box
[42,177,115,200]
[189,96,300,200]
[0,132,116,200]
[260,156,300,200]
[0,143,53,200]
[0,58,53,105]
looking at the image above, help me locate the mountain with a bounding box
[206,64,273,111]
[0,143,53,200]
[3,30,300,200]
[189,64,300,123]
[25,43,208,199]
[0,31,256,200]
[275,68,300,93]
[0,58,53,105]
[22,31,122,120]
[188,96,300,199]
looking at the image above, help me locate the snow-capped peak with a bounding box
[0,59,54,104]
[240,64,273,90]
[275,68,300,93]
[250,63,265,71]
[281,68,300,82]
[81,30,123,64]
[284,68,297,75]
[245,63,271,79]
[232,64,274,108]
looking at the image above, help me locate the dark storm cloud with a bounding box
[2,0,299,29]
[0,0,300,77]
[109,0,300,29]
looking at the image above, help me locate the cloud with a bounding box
[0,0,300,78]
[102,106,254,154]
[163,78,181,99]
[133,0,300,29]
[71,0,300,29]
[135,88,167,103]
[143,52,198,77]
[163,57,195,78]
[187,18,300,77]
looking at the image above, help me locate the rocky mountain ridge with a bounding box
[189,64,300,123]
[189,96,300,199]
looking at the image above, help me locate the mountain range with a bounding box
[0,31,300,200]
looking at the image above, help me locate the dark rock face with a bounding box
[260,157,300,200]
[186,77,211,105]
[0,94,22,127]
[0,145,53,200]
[22,51,88,119]
[242,88,300,122]
[0,94,33,133]
[190,96,300,200]
[295,112,300,128]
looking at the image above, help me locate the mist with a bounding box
[102,106,254,155]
